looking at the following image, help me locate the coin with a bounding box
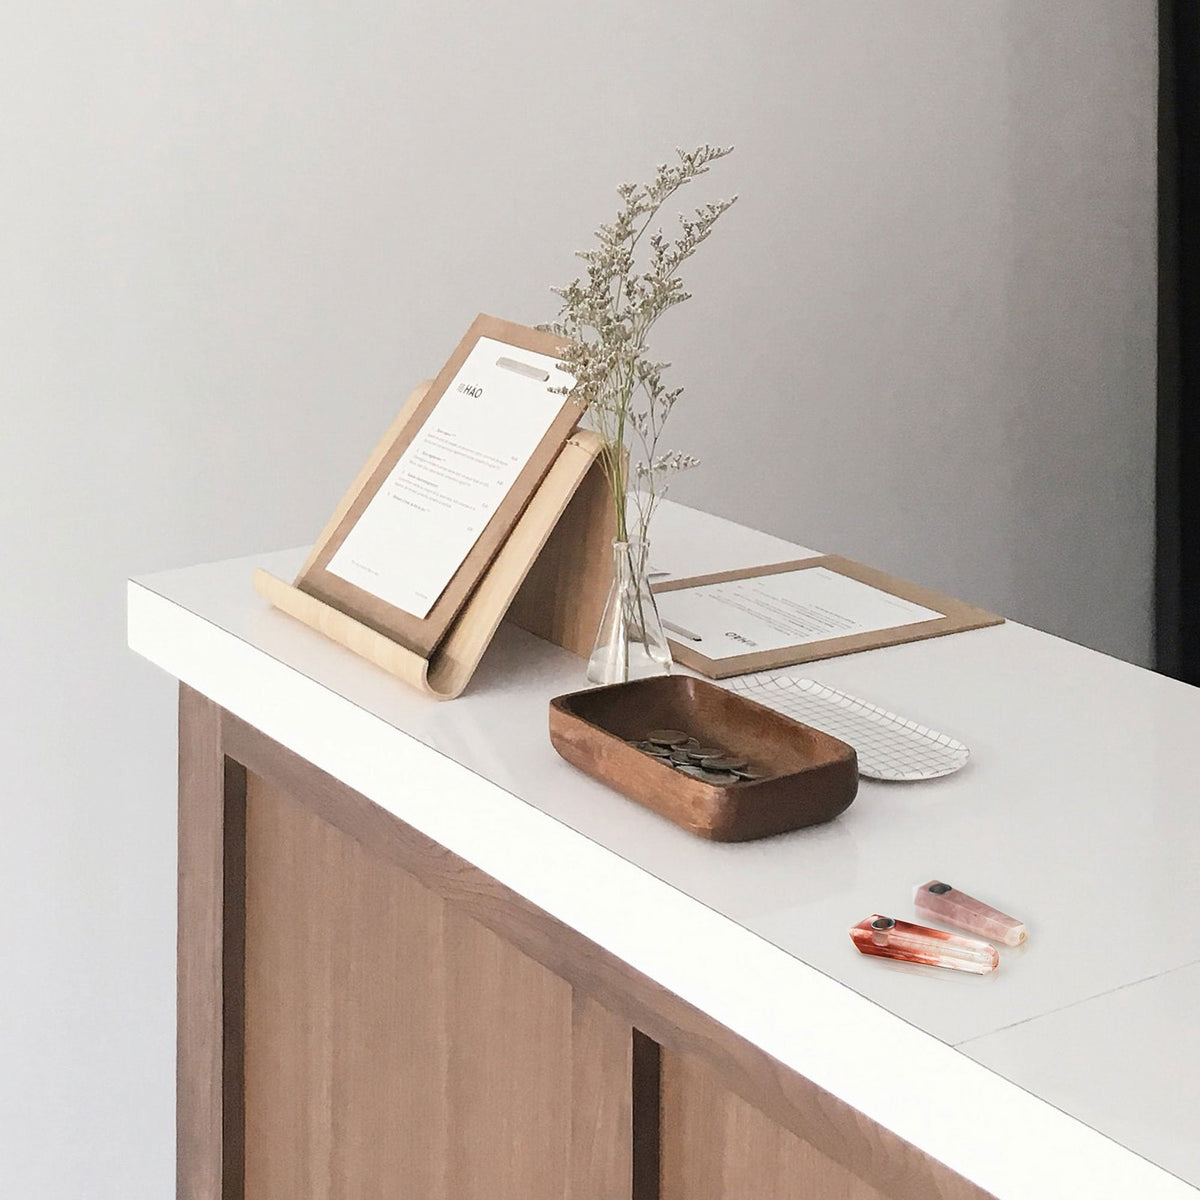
[695,768,738,784]
[648,729,689,746]
[701,755,748,772]
[633,728,759,781]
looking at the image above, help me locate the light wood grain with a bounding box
[243,768,438,1199]
[254,567,435,691]
[441,908,573,1200]
[241,769,633,1200]
[570,993,634,1200]
[255,430,606,698]
[507,447,614,657]
[660,1048,988,1200]
[420,429,603,694]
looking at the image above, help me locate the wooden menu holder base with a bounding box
[254,382,613,700]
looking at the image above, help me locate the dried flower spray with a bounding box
[543,145,737,546]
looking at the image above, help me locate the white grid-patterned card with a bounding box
[728,675,970,782]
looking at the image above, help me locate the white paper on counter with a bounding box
[655,567,944,660]
[327,337,573,618]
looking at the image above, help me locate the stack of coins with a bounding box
[624,728,763,784]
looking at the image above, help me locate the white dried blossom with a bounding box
[541,145,737,545]
[633,452,702,492]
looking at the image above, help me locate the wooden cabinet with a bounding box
[178,686,988,1200]
[662,1048,903,1200]
[243,770,632,1200]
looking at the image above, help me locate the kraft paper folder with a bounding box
[654,556,1004,679]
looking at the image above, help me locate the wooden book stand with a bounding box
[254,381,613,700]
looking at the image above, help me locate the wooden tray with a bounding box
[548,676,858,842]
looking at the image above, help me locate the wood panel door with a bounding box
[659,1048,985,1200]
[179,690,992,1200]
[241,771,632,1200]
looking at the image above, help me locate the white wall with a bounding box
[0,3,1156,1196]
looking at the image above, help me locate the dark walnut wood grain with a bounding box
[549,675,858,841]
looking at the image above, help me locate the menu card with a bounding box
[327,337,573,618]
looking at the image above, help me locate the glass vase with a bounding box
[586,539,673,685]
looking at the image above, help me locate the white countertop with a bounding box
[127,502,1200,1199]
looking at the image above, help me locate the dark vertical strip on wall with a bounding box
[1159,0,1200,684]
[1158,0,1182,676]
